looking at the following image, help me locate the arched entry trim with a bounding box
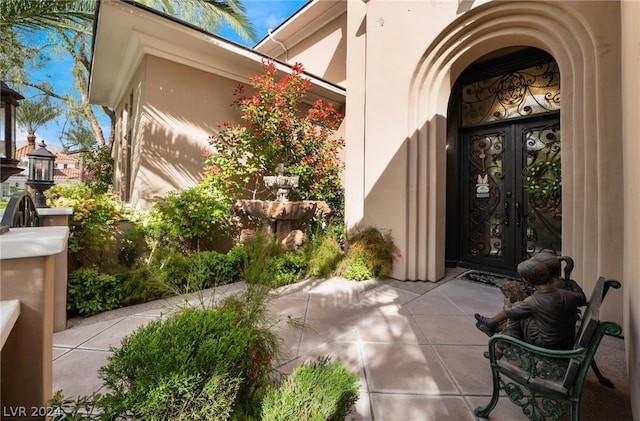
[404,0,622,295]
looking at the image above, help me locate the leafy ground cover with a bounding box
[50,267,361,421]
[48,178,399,317]
[44,61,396,419]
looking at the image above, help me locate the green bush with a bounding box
[83,145,114,195]
[302,224,344,277]
[225,243,247,279]
[116,223,147,269]
[157,250,198,290]
[99,304,279,420]
[142,183,235,252]
[120,372,240,421]
[337,225,399,281]
[67,267,123,316]
[261,357,360,421]
[240,230,307,288]
[156,247,244,294]
[45,182,123,268]
[48,390,103,420]
[240,230,284,286]
[206,246,245,286]
[269,251,307,288]
[343,254,374,281]
[64,244,246,318]
[116,266,166,307]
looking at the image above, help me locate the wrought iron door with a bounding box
[460,116,561,272]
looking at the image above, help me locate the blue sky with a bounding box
[220,0,308,45]
[24,0,308,150]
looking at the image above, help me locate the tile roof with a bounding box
[55,153,78,163]
[10,143,82,181]
[54,167,82,180]
[15,144,35,160]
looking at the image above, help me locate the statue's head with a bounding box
[517,259,550,286]
[531,252,561,277]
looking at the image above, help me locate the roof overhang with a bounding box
[254,0,346,57]
[89,0,345,108]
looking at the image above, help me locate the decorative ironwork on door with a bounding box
[467,132,505,259]
[522,124,561,255]
[462,61,560,126]
[453,50,562,272]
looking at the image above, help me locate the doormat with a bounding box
[455,270,521,288]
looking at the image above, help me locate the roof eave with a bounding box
[89,1,345,108]
[253,0,346,57]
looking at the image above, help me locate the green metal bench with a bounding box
[474,276,622,421]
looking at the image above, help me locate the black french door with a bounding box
[460,115,561,272]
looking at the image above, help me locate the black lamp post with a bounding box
[27,140,56,207]
[1,81,25,183]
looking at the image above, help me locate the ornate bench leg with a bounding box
[474,371,501,418]
[590,359,615,388]
[571,401,580,421]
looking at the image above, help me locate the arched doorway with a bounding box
[445,47,561,274]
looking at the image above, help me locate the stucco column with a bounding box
[0,226,69,420]
[621,0,640,418]
[344,0,367,229]
[39,207,73,332]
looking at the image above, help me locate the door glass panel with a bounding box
[461,61,560,126]
[522,124,562,255]
[467,133,506,258]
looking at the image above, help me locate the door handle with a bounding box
[515,201,521,227]
[504,201,510,226]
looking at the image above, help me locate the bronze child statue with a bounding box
[475,254,586,350]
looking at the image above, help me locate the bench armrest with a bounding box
[488,334,585,362]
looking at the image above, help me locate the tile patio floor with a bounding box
[53,269,632,420]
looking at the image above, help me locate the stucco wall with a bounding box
[256,3,347,87]
[346,0,625,326]
[116,55,346,211]
[621,0,640,416]
[132,56,243,209]
[281,14,347,86]
[112,60,146,203]
[344,0,367,231]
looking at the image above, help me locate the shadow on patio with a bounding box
[53,269,632,420]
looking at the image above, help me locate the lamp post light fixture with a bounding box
[1,81,25,183]
[27,140,56,207]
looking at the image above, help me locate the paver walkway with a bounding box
[53,269,632,420]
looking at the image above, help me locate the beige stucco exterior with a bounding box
[1,227,69,419]
[89,0,639,415]
[111,55,245,207]
[92,1,345,210]
[622,0,640,415]
[345,0,624,287]
[338,0,635,413]
[255,1,347,87]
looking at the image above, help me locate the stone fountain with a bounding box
[234,165,331,247]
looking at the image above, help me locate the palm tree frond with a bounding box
[200,0,257,41]
[16,98,62,135]
[0,0,96,31]
[137,0,257,42]
[199,0,257,41]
